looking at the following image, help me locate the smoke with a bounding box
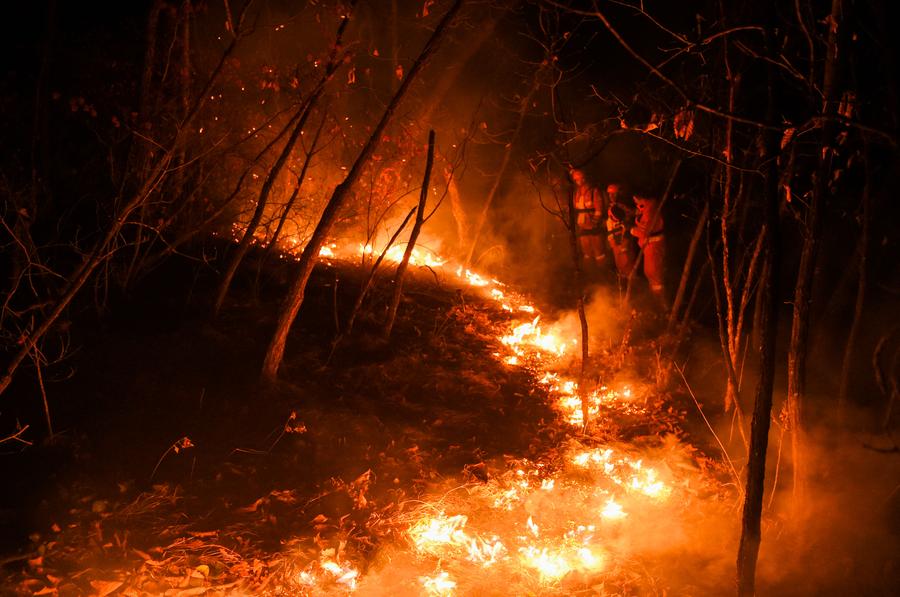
[751,408,900,594]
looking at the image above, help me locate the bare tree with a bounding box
[261,0,464,383]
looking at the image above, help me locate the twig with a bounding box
[33,346,53,437]
[674,360,744,494]
[150,436,194,481]
[0,424,32,446]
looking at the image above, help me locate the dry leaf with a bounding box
[90,579,123,597]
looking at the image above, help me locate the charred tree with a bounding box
[383,130,436,339]
[261,0,463,383]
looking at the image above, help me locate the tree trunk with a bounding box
[562,166,591,430]
[736,11,783,595]
[383,130,436,339]
[444,165,469,252]
[786,0,845,513]
[261,0,464,383]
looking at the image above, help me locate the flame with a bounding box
[455,267,489,287]
[499,316,571,360]
[466,537,507,566]
[518,543,605,582]
[420,571,457,596]
[408,512,470,555]
[318,244,336,257]
[601,498,627,520]
[359,243,446,267]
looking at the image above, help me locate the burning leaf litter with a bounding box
[10,243,730,595]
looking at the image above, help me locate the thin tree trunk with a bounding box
[680,260,710,333]
[563,170,591,431]
[736,12,782,595]
[383,130,436,339]
[786,0,845,514]
[261,0,463,383]
[708,232,749,448]
[212,8,353,317]
[266,113,327,257]
[837,141,869,417]
[445,165,469,252]
[341,205,416,341]
[122,0,165,287]
[31,0,57,212]
[668,201,708,333]
[720,39,743,415]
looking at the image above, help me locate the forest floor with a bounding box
[0,248,897,596]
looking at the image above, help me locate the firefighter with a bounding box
[605,183,637,282]
[569,168,606,273]
[630,194,667,306]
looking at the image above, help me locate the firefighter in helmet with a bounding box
[630,194,667,306]
[605,183,637,282]
[569,167,606,273]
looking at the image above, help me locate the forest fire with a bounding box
[3,0,898,595]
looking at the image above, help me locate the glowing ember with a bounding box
[571,448,672,500]
[298,552,360,591]
[320,560,359,589]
